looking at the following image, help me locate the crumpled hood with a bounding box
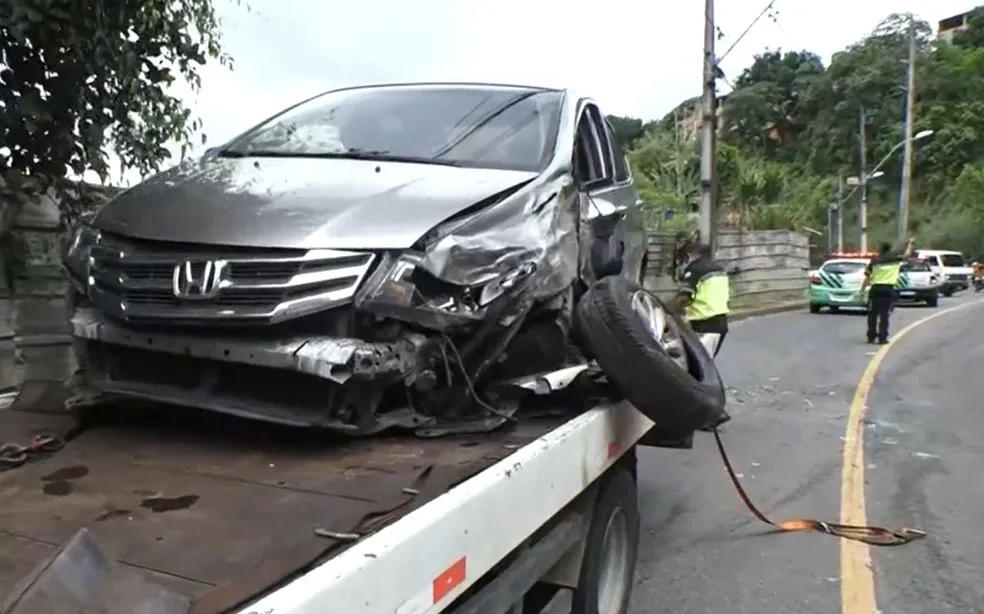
[92,156,537,250]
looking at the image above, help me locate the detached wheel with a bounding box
[575,276,726,436]
[572,467,640,614]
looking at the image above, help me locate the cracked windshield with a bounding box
[1,0,982,613]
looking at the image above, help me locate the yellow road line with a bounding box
[841,299,983,614]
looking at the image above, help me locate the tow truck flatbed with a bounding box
[0,380,653,613]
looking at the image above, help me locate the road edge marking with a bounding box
[841,299,984,614]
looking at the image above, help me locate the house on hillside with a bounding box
[678,94,729,140]
[938,10,973,41]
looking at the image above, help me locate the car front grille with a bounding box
[948,273,968,282]
[87,235,375,324]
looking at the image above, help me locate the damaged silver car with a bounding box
[63,82,726,438]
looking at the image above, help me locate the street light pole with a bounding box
[835,130,933,250]
[859,105,868,253]
[898,15,917,242]
[836,172,844,251]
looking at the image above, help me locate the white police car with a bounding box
[895,259,940,307]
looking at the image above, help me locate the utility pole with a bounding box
[827,205,834,253]
[898,15,917,242]
[836,171,844,252]
[698,0,717,250]
[859,105,868,253]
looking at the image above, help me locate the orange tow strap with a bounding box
[713,429,927,546]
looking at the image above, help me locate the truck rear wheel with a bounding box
[574,276,727,436]
[572,466,639,614]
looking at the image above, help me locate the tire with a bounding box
[571,467,640,614]
[575,276,726,435]
[809,303,821,314]
[942,287,954,297]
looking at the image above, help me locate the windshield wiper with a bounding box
[217,148,463,167]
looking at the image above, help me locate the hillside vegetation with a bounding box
[611,9,984,255]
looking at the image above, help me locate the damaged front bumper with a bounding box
[69,308,430,432]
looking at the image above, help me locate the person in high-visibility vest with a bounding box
[676,241,732,433]
[861,237,915,344]
[677,241,731,356]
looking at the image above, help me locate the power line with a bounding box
[716,0,780,65]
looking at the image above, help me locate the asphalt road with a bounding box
[629,292,984,614]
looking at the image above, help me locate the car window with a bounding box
[941,253,966,267]
[901,261,931,272]
[585,106,615,183]
[575,116,606,183]
[821,261,867,275]
[225,87,563,172]
[604,120,631,183]
[924,255,941,266]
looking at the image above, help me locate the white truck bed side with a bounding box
[238,403,654,614]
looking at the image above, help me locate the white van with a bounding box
[915,249,973,296]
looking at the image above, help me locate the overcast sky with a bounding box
[108,0,974,184]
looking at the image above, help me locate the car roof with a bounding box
[822,258,869,266]
[916,249,962,255]
[316,82,564,97]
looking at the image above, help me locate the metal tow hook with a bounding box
[0,433,66,470]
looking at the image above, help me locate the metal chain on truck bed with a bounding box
[0,433,66,470]
[713,429,927,546]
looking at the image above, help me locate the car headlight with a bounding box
[930,275,939,285]
[355,252,534,330]
[62,224,100,281]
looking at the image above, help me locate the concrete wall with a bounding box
[0,190,77,389]
[644,229,810,311]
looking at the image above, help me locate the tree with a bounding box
[0,0,232,220]
[607,115,646,150]
[618,5,984,254]
[720,50,827,162]
[915,39,984,194]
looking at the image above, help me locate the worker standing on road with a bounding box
[677,241,731,357]
[861,237,915,344]
[676,240,732,432]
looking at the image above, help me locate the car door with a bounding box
[601,116,646,281]
[575,101,645,285]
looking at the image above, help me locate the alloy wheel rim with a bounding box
[630,290,688,371]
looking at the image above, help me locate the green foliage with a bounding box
[607,115,647,150]
[624,7,984,254]
[0,0,233,221]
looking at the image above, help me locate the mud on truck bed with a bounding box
[0,382,567,612]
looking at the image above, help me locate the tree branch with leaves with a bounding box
[0,0,234,217]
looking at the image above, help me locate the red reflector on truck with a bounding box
[433,556,467,603]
